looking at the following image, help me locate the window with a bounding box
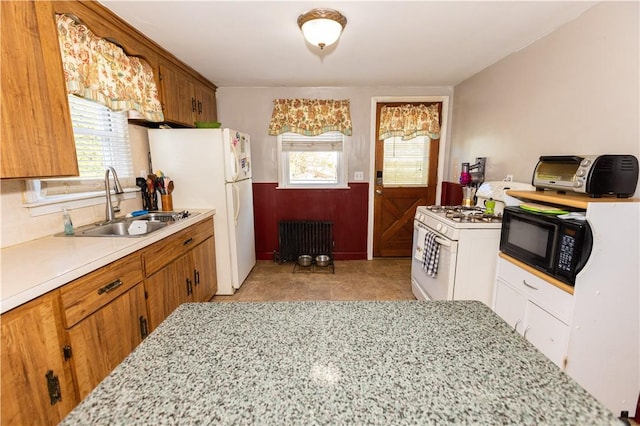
[68,95,133,179]
[25,96,135,203]
[278,131,347,188]
[382,135,430,186]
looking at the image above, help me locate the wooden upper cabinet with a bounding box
[1,1,78,179]
[194,82,218,123]
[159,61,217,127]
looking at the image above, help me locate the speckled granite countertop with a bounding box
[61,301,621,425]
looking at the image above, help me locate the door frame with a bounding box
[367,95,450,259]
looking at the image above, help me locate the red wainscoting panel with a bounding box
[440,181,463,205]
[252,182,369,260]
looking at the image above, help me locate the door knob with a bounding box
[375,189,383,195]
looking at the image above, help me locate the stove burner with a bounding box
[426,205,502,223]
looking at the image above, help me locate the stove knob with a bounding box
[442,225,448,234]
[436,224,443,232]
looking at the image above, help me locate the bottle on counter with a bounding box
[63,208,74,235]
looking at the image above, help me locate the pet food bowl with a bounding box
[298,255,313,266]
[315,255,331,267]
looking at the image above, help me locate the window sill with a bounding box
[276,185,351,190]
[22,188,139,217]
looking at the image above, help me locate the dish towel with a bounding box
[422,230,440,278]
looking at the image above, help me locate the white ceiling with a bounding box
[99,1,597,88]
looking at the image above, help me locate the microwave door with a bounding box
[501,210,558,271]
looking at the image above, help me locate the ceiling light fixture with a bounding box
[297,8,347,50]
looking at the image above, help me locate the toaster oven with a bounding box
[532,155,638,198]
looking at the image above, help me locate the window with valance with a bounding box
[268,98,352,136]
[55,14,164,122]
[269,99,351,188]
[378,104,440,140]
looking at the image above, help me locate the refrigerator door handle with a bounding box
[230,146,240,181]
[233,183,240,225]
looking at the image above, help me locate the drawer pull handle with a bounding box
[514,319,522,333]
[139,316,149,339]
[183,238,194,246]
[194,269,200,285]
[186,278,193,296]
[98,279,123,295]
[522,280,538,290]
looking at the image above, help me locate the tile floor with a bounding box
[212,258,415,302]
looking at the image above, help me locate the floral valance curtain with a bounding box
[56,14,164,122]
[378,104,440,140]
[268,99,352,136]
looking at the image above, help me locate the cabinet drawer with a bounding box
[497,258,574,324]
[60,254,143,328]
[143,218,214,276]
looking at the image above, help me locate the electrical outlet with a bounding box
[354,171,364,181]
[504,175,513,182]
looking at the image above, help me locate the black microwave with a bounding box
[500,206,593,286]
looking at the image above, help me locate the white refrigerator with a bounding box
[148,128,256,295]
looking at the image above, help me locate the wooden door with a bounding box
[192,237,218,302]
[1,1,78,178]
[1,293,78,426]
[373,102,441,257]
[66,283,147,399]
[145,253,193,331]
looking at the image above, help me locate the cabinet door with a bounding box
[145,253,193,331]
[158,63,196,126]
[493,280,527,334]
[67,283,148,399]
[524,302,570,369]
[1,292,78,426]
[192,237,217,302]
[194,82,217,123]
[1,1,78,178]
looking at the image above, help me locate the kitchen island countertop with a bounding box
[0,209,214,313]
[61,300,622,425]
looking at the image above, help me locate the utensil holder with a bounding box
[161,194,173,211]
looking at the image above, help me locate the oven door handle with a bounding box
[415,222,452,247]
[435,237,452,247]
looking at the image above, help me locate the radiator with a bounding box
[277,221,334,263]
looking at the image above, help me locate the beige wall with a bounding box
[449,1,639,197]
[216,86,454,183]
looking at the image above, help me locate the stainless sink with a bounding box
[77,220,168,237]
[57,211,197,238]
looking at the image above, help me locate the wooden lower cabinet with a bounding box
[66,283,148,399]
[1,292,78,426]
[146,253,193,332]
[1,217,217,421]
[145,236,217,331]
[192,237,217,302]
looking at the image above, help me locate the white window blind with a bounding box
[281,132,343,152]
[383,136,429,186]
[68,95,133,179]
[278,131,347,188]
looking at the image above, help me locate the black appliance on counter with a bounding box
[499,206,593,286]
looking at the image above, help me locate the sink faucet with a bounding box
[104,166,124,223]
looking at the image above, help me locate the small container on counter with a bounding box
[62,208,74,235]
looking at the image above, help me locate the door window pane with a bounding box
[383,136,429,186]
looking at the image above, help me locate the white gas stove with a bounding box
[415,205,502,241]
[411,181,533,305]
